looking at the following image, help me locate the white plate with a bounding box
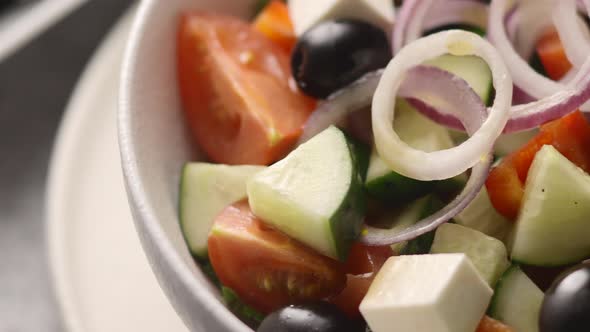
[46,9,189,332]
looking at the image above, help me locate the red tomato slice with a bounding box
[535,27,572,80]
[330,274,373,318]
[486,111,590,220]
[476,316,515,332]
[207,200,346,314]
[343,243,393,275]
[253,0,296,53]
[177,13,314,165]
[331,243,393,317]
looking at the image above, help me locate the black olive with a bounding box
[257,302,365,332]
[539,261,590,332]
[291,19,391,99]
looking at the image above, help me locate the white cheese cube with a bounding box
[288,0,395,36]
[360,254,493,332]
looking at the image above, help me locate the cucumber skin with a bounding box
[221,286,265,327]
[247,127,368,261]
[399,230,435,255]
[345,131,370,182]
[399,197,445,255]
[330,136,369,261]
[366,172,433,204]
[488,265,544,332]
[488,265,518,316]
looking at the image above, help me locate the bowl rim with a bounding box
[117,1,252,331]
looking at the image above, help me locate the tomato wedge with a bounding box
[535,27,572,80]
[253,0,296,53]
[486,111,590,219]
[476,316,514,332]
[330,243,393,317]
[207,200,346,314]
[177,13,314,165]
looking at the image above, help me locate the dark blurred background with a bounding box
[0,1,132,331]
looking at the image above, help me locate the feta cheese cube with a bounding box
[360,254,493,332]
[288,0,395,36]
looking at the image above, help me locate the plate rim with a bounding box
[45,9,136,332]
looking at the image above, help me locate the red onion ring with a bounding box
[393,0,431,54]
[404,54,590,133]
[296,70,382,145]
[488,0,590,101]
[297,65,496,245]
[553,0,590,68]
[501,1,578,84]
[511,2,553,59]
[373,31,512,181]
[402,0,590,132]
[361,66,493,245]
[360,155,492,245]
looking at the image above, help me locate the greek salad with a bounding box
[176,0,590,331]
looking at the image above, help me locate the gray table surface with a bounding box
[0,1,132,331]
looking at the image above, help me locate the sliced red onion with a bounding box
[360,154,492,245]
[512,2,553,59]
[505,4,520,42]
[559,68,578,85]
[506,59,590,132]
[296,70,382,145]
[488,0,590,100]
[373,30,512,181]
[297,64,479,144]
[361,65,493,246]
[400,66,487,132]
[297,65,483,144]
[403,50,590,133]
[553,0,590,68]
[393,0,432,54]
[512,84,536,105]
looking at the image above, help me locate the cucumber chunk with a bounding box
[399,196,445,255]
[366,100,454,203]
[489,265,544,332]
[180,163,265,258]
[371,196,431,230]
[424,54,493,104]
[430,223,510,286]
[454,187,513,244]
[371,196,431,253]
[247,126,367,260]
[511,145,590,266]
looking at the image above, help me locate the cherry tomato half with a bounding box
[331,243,393,317]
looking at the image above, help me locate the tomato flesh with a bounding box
[486,111,590,219]
[331,243,393,317]
[207,200,346,314]
[476,316,514,332]
[177,13,314,165]
[253,0,296,53]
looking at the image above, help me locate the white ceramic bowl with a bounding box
[118,1,259,331]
